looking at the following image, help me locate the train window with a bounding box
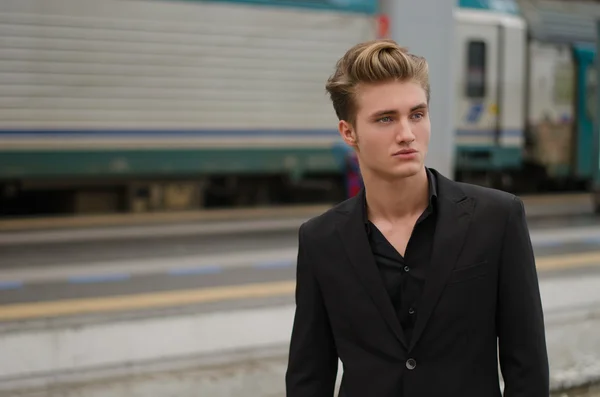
[466,40,486,98]
[553,63,574,105]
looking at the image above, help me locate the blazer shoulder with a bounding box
[300,196,355,240]
[432,168,517,212]
[454,180,520,215]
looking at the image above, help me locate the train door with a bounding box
[454,20,501,170]
[573,43,596,181]
[527,41,575,182]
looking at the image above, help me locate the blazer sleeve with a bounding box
[285,223,338,397]
[496,196,550,397]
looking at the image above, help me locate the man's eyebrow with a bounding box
[370,103,428,118]
[410,103,428,111]
[370,109,398,118]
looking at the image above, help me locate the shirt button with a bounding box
[406,358,417,370]
[404,266,410,272]
[409,307,415,315]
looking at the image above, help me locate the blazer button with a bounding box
[406,358,417,370]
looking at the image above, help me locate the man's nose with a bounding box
[394,118,415,143]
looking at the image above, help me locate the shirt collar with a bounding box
[362,167,438,226]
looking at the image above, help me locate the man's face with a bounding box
[338,80,430,181]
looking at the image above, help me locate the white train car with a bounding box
[520,0,599,191]
[453,0,528,188]
[2,0,592,216]
[0,0,378,214]
[453,0,599,192]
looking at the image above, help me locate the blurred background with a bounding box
[1,0,600,395]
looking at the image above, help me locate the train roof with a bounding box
[458,0,520,14]
[519,0,600,45]
[573,42,596,59]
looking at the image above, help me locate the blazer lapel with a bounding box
[409,172,475,352]
[335,189,408,349]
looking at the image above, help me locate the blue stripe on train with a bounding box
[0,129,341,137]
[0,128,524,138]
[456,129,523,138]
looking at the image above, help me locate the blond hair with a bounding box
[325,39,430,125]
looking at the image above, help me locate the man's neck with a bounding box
[363,166,430,223]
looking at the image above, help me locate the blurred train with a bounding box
[455,0,598,194]
[0,0,597,215]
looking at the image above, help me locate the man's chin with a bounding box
[374,164,423,181]
[392,163,423,177]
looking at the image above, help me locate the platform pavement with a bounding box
[1,265,599,396]
[0,192,593,234]
[0,193,595,247]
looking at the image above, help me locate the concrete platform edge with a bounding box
[0,302,599,396]
[1,341,599,396]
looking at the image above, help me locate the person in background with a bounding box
[285,39,549,397]
[332,141,364,198]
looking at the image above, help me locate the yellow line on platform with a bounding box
[1,250,600,322]
[536,251,600,271]
[0,280,296,321]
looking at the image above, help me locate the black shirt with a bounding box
[363,168,438,344]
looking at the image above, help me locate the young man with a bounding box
[285,40,549,397]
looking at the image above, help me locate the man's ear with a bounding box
[338,120,358,147]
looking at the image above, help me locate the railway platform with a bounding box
[1,201,600,396]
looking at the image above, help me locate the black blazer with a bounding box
[285,168,549,397]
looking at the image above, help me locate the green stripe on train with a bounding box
[0,145,525,180]
[455,146,523,170]
[0,148,344,179]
